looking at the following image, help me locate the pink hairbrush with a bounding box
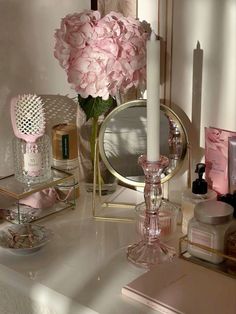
[10,94,46,178]
[10,94,45,142]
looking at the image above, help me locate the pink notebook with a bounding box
[122,258,236,314]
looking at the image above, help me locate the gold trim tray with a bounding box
[0,168,76,224]
[179,235,236,279]
[0,168,74,199]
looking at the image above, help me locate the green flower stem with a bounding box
[78,95,114,189]
[90,116,98,163]
[90,116,104,186]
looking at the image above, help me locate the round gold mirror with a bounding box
[98,99,188,187]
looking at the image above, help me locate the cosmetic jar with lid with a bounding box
[187,200,234,264]
[181,163,217,235]
[52,124,79,199]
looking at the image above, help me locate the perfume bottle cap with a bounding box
[192,163,208,194]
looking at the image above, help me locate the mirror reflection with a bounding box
[99,99,188,187]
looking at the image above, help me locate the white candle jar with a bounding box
[187,200,234,264]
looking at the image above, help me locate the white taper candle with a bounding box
[146,32,160,162]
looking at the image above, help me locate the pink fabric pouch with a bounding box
[19,188,58,209]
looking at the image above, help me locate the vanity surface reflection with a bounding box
[0,187,235,314]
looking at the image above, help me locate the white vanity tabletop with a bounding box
[0,186,235,314]
[0,186,160,314]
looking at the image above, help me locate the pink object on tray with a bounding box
[205,127,236,195]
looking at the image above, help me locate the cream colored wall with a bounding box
[0,0,89,176]
[137,0,158,33]
[171,0,236,144]
[169,0,236,202]
[98,0,136,17]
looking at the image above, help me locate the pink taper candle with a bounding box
[146,32,160,162]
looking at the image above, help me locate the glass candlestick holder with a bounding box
[127,155,176,268]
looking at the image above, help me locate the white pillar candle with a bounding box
[146,32,160,162]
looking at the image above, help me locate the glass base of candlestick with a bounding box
[127,238,176,268]
[126,155,176,268]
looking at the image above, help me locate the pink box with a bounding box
[205,127,236,195]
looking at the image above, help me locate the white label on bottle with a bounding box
[190,228,213,257]
[24,152,42,172]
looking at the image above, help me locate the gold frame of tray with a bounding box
[0,168,76,224]
[179,235,236,279]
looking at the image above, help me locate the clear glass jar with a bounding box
[135,200,179,238]
[13,134,52,184]
[187,200,234,264]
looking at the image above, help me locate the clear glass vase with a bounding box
[77,113,117,195]
[13,134,52,184]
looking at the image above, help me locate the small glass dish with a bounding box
[0,223,53,255]
[5,205,41,224]
[135,200,179,238]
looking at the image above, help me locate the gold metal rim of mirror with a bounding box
[98,99,188,188]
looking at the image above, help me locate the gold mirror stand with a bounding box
[92,138,135,222]
[92,140,192,223]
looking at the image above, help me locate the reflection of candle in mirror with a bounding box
[146,32,160,161]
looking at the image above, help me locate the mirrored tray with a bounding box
[0,168,74,199]
[179,235,236,279]
[0,224,53,255]
[0,167,76,224]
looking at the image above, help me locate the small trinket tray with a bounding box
[0,223,53,255]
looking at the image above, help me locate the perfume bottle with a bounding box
[181,163,217,234]
[13,134,52,184]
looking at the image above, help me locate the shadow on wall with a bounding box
[168,42,205,203]
[172,0,236,143]
[0,2,38,175]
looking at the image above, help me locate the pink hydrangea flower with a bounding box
[54,10,149,100]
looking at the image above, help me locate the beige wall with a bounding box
[169,0,236,202]
[0,0,89,175]
[98,0,136,17]
[172,0,236,144]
